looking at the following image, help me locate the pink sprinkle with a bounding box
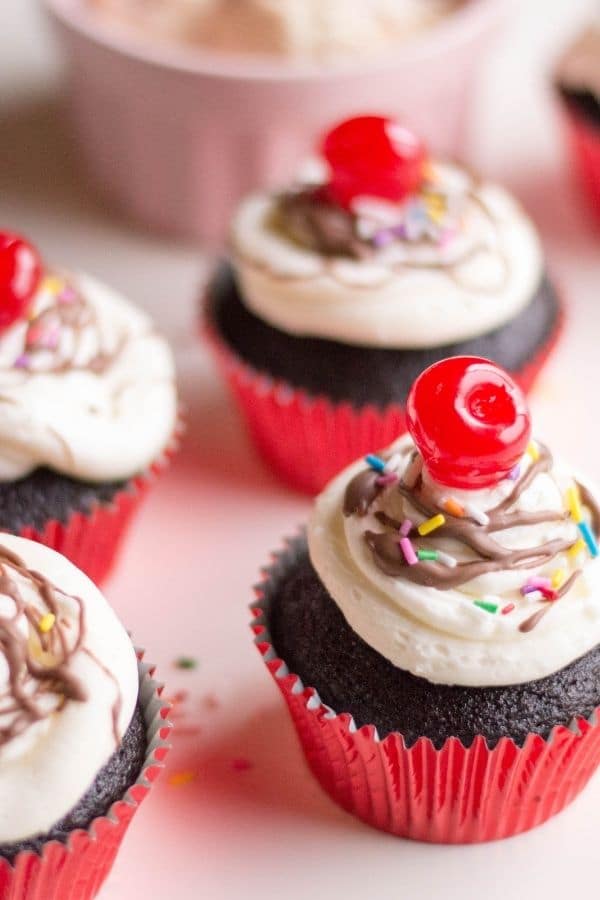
[25,325,43,347]
[399,537,418,566]
[400,519,413,537]
[501,603,515,615]
[231,758,253,772]
[373,229,395,248]
[59,287,76,303]
[526,577,552,591]
[508,465,521,481]
[376,473,398,487]
[14,354,30,369]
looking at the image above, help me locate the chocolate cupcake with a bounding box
[0,534,170,896]
[206,115,563,494]
[252,357,600,843]
[556,23,600,222]
[0,231,178,583]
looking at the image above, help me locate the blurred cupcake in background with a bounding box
[0,534,170,898]
[88,0,466,61]
[556,21,600,224]
[0,231,178,584]
[205,115,563,495]
[45,0,507,242]
[252,357,600,842]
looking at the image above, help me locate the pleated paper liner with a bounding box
[0,651,172,900]
[13,421,183,586]
[251,536,600,844]
[204,300,564,497]
[561,106,600,224]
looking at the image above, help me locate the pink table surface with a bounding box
[2,0,600,897]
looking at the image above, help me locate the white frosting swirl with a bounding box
[0,535,138,843]
[0,271,177,482]
[308,434,600,687]
[232,163,544,349]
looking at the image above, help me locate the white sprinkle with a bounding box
[401,453,423,489]
[525,590,543,603]
[437,551,457,569]
[384,453,402,474]
[464,503,490,527]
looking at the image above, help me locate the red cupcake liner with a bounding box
[14,425,181,586]
[561,106,600,223]
[251,537,600,844]
[204,300,564,496]
[0,651,172,899]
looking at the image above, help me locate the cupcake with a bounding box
[0,533,170,896]
[556,23,600,223]
[252,357,600,843]
[206,115,563,495]
[0,231,178,584]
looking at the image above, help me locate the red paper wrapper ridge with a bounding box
[0,651,171,899]
[562,108,600,223]
[15,424,181,585]
[251,537,600,843]
[205,302,564,496]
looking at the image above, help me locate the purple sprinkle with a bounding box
[400,519,413,537]
[508,465,521,481]
[399,537,418,566]
[373,229,395,249]
[521,577,552,596]
[14,354,30,369]
[390,223,408,239]
[58,287,76,304]
[376,473,398,487]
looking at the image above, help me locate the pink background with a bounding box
[2,0,600,897]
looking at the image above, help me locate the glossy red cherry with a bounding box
[406,357,532,490]
[0,232,43,332]
[321,115,428,209]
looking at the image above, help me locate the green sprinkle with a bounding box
[474,600,498,615]
[176,656,198,670]
[417,549,439,561]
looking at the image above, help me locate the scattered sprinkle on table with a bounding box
[175,657,198,670]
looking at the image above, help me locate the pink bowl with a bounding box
[45,0,508,245]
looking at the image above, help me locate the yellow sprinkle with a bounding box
[38,613,56,634]
[551,569,566,589]
[168,770,197,788]
[442,498,465,518]
[527,442,540,462]
[418,514,446,537]
[566,484,583,524]
[42,276,64,295]
[568,539,586,560]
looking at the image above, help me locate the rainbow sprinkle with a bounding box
[568,538,586,559]
[464,502,490,527]
[578,521,599,558]
[175,656,198,670]
[365,454,386,474]
[474,600,498,614]
[417,549,439,562]
[399,537,418,566]
[501,603,515,615]
[442,497,464,518]
[418,514,446,537]
[551,569,566,590]
[376,473,398,487]
[527,442,540,462]
[168,771,197,788]
[399,519,413,537]
[38,613,56,634]
[508,464,521,481]
[436,550,458,569]
[566,484,583,523]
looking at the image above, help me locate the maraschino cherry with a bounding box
[406,357,531,490]
[0,232,43,332]
[321,115,428,209]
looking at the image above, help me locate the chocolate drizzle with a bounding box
[0,544,121,748]
[268,172,512,295]
[344,443,600,629]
